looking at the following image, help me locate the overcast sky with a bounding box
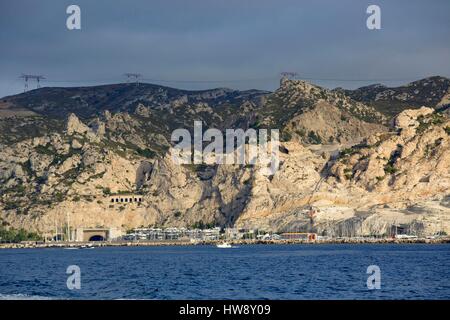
[0,0,449,98]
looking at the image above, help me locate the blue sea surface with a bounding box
[0,244,449,299]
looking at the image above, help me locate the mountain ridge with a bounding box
[0,76,449,238]
[336,75,450,117]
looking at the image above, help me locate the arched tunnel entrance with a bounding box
[88,235,105,241]
[74,228,122,242]
[80,229,109,242]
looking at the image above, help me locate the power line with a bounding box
[299,76,416,82]
[39,76,280,85]
[42,78,119,84]
[141,76,278,83]
[30,74,428,87]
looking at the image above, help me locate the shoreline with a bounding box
[1,237,450,249]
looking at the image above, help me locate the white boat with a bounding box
[81,244,96,249]
[216,242,232,248]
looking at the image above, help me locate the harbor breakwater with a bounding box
[1,237,449,249]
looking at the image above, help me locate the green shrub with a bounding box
[307,131,322,144]
[191,221,215,229]
[340,148,356,157]
[384,164,398,174]
[295,129,306,137]
[35,144,55,156]
[6,184,26,195]
[54,192,64,202]
[136,148,156,158]
[431,113,444,125]
[416,115,430,134]
[3,201,19,210]
[280,131,292,142]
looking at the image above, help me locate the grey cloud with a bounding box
[0,0,449,97]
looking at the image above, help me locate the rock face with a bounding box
[0,79,449,238]
[141,156,253,228]
[236,106,450,236]
[67,113,91,135]
[284,101,387,145]
[392,106,435,130]
[328,106,449,190]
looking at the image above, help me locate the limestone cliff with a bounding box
[0,79,449,238]
[236,107,450,236]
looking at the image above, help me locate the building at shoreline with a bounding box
[280,232,317,242]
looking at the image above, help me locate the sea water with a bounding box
[0,244,449,299]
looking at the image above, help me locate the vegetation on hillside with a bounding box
[0,226,42,243]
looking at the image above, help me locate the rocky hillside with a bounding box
[0,113,153,230]
[1,79,387,148]
[257,79,387,144]
[0,83,267,120]
[236,107,450,236]
[0,78,449,237]
[338,76,450,118]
